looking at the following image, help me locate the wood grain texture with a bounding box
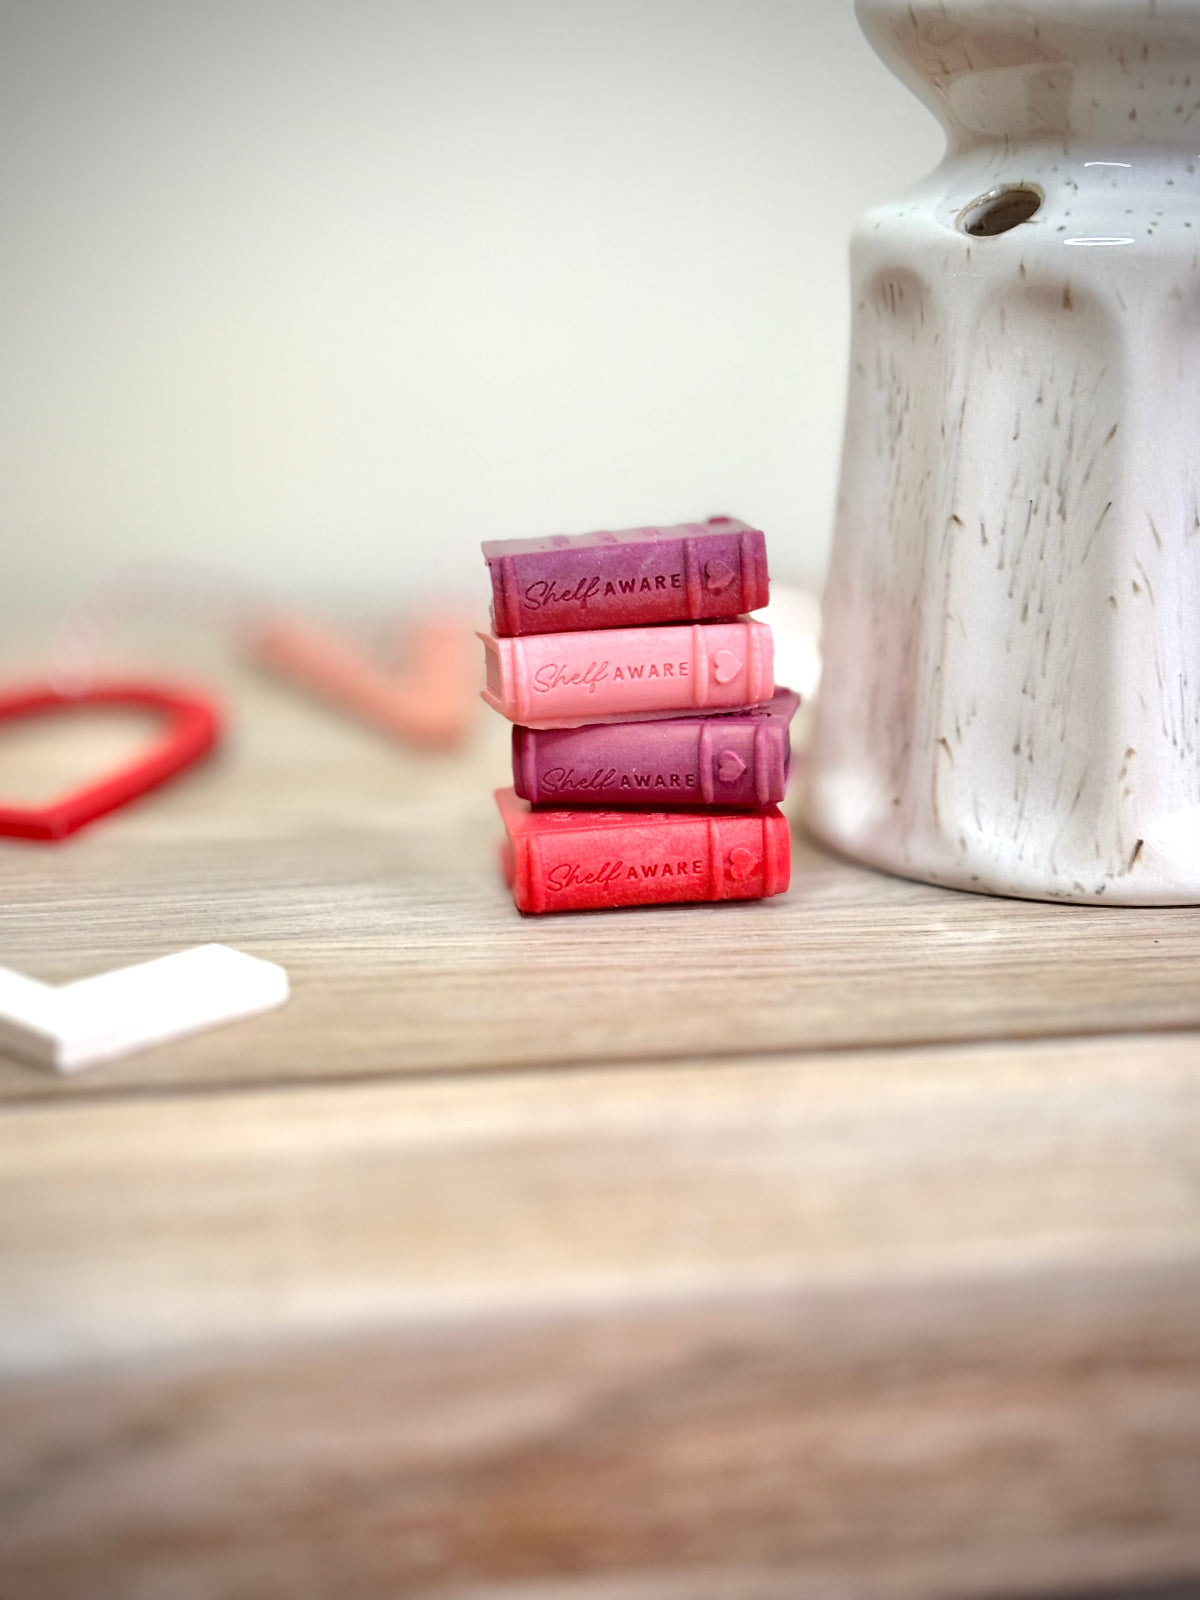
[2,1260,1199,1600]
[3,634,1200,1096]
[2,1032,1199,1596]
[3,1031,1200,1372]
[3,628,1200,1598]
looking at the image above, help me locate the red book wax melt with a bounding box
[495,787,790,914]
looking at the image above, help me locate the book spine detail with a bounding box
[754,722,772,806]
[739,528,762,611]
[518,729,539,804]
[510,637,530,724]
[692,624,710,709]
[496,556,521,638]
[766,812,790,895]
[682,534,704,619]
[527,834,548,914]
[708,816,725,900]
[748,621,772,703]
[697,723,716,806]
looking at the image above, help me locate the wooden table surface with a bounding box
[1,628,1199,1600]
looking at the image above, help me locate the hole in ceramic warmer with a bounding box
[958,185,1043,237]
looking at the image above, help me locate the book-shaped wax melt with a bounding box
[484,517,769,636]
[496,788,790,913]
[513,688,800,808]
[479,618,773,727]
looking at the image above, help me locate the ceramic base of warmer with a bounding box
[805,780,1200,907]
[811,5,1200,911]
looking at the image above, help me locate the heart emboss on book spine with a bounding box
[711,650,742,685]
[727,846,761,881]
[703,558,735,592]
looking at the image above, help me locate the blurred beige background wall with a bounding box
[0,0,941,616]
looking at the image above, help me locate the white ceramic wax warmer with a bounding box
[807,0,1200,904]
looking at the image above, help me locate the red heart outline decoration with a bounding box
[0,683,221,843]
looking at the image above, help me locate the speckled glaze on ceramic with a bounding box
[807,0,1200,904]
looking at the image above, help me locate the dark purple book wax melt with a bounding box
[512,688,800,809]
[484,517,769,636]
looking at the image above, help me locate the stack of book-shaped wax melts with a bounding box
[479,517,797,914]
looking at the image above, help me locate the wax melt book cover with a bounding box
[495,787,790,913]
[484,517,768,636]
[512,688,799,808]
[479,619,774,727]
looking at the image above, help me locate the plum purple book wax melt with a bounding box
[512,689,799,809]
[484,517,768,636]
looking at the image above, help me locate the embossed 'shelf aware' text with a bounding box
[524,572,684,611]
[532,660,690,694]
[546,857,706,891]
[541,767,698,794]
